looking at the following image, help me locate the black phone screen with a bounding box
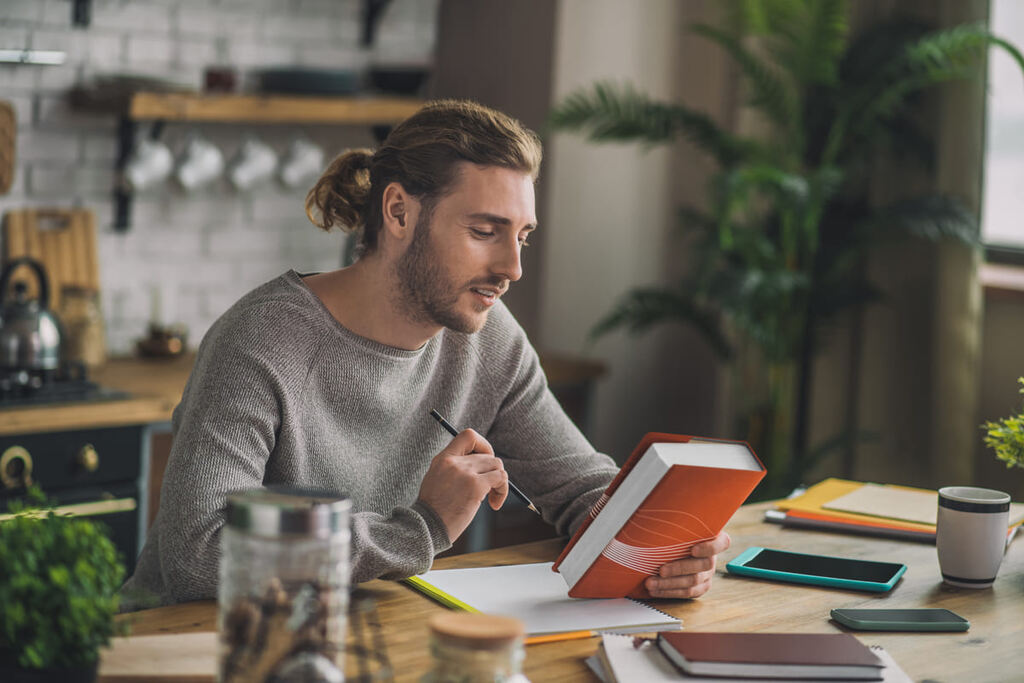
[745,548,903,583]
[835,609,966,623]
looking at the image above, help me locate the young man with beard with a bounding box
[121,100,729,608]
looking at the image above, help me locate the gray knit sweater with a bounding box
[121,270,619,608]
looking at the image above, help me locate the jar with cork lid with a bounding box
[218,487,351,683]
[58,286,106,368]
[421,612,530,683]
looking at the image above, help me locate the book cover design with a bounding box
[554,433,766,599]
[657,632,883,680]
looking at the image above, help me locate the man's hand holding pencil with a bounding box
[416,427,509,542]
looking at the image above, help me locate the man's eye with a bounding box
[470,229,494,239]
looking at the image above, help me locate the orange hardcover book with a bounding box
[552,433,766,599]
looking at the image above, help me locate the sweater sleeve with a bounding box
[482,320,619,537]
[348,501,451,583]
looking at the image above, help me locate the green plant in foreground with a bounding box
[0,486,127,670]
[982,378,1024,469]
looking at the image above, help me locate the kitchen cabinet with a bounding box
[0,355,191,574]
[0,425,147,573]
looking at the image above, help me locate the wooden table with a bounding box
[108,501,1024,682]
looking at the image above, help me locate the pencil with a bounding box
[429,408,541,515]
[524,630,597,645]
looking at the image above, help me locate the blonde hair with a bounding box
[305,99,542,256]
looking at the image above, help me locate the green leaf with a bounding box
[863,195,980,245]
[981,378,1024,469]
[828,23,1024,163]
[589,286,735,359]
[0,487,126,669]
[548,82,759,167]
[691,22,801,141]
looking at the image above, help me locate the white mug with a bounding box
[175,135,224,191]
[936,486,1011,588]
[278,138,324,189]
[227,137,277,191]
[124,138,173,190]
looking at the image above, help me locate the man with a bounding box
[122,100,728,608]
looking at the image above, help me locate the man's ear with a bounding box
[381,182,413,240]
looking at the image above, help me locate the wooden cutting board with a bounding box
[0,99,14,195]
[99,631,217,681]
[1,207,100,312]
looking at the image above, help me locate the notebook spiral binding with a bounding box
[627,597,679,623]
[592,597,680,635]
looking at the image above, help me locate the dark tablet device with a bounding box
[831,608,969,631]
[725,547,907,592]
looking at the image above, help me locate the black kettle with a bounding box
[0,257,63,375]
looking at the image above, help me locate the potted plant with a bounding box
[549,0,1024,497]
[0,486,127,682]
[982,377,1024,470]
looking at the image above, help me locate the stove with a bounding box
[0,363,129,408]
[1,365,145,573]
[0,378,129,408]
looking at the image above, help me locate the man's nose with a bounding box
[494,235,523,282]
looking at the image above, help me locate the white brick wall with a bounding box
[0,0,438,354]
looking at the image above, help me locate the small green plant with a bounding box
[0,486,127,672]
[982,378,1024,469]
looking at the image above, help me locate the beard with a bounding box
[394,209,500,334]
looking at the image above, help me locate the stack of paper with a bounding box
[586,633,913,683]
[765,478,1024,543]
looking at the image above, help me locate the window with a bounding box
[982,0,1024,255]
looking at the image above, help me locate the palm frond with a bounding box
[827,23,1024,163]
[797,0,848,85]
[754,0,805,40]
[760,0,847,86]
[864,194,980,245]
[589,287,734,359]
[691,23,801,141]
[548,82,758,167]
[716,164,812,214]
[906,22,1024,81]
[702,265,810,361]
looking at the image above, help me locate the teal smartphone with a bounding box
[830,608,969,632]
[725,547,907,592]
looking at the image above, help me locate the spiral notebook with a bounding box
[404,562,680,639]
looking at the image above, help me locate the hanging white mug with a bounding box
[227,137,277,191]
[278,138,325,189]
[124,138,173,191]
[176,134,225,191]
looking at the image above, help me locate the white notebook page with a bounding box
[414,562,680,636]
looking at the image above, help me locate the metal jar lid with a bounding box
[226,486,351,538]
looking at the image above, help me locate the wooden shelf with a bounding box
[980,262,1024,302]
[128,92,424,124]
